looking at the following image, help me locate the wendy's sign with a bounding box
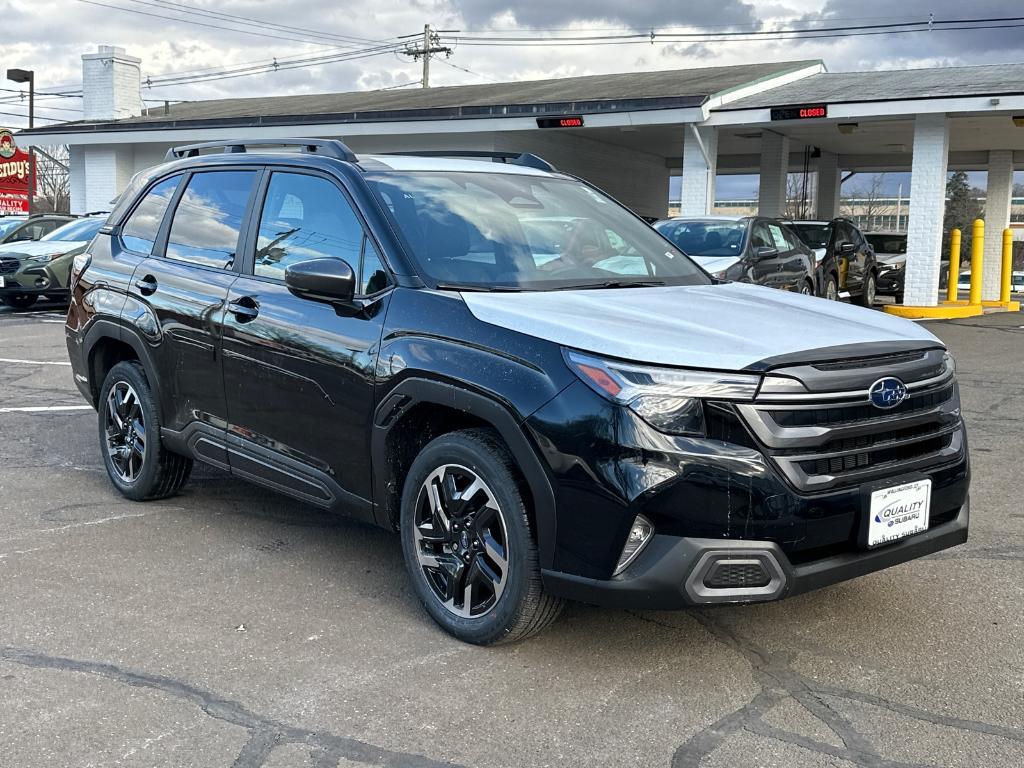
[0,129,33,214]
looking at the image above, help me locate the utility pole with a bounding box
[403,24,452,87]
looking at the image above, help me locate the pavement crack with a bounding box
[655,611,1024,767]
[1,646,467,768]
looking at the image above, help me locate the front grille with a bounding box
[769,385,954,428]
[0,256,19,275]
[704,562,771,589]
[811,350,925,371]
[734,350,964,492]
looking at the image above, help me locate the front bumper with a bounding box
[876,268,905,295]
[542,500,969,609]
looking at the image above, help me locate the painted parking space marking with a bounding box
[0,358,72,366]
[0,405,92,413]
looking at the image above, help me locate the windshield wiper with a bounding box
[434,282,523,292]
[554,279,665,291]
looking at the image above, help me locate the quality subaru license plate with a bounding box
[867,479,931,548]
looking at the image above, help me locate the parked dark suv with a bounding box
[789,218,878,305]
[66,140,969,645]
[654,216,816,294]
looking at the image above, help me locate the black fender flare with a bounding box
[371,376,557,570]
[83,318,163,413]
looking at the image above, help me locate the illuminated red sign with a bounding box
[770,105,828,121]
[0,128,33,214]
[537,116,585,128]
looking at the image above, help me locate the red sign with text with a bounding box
[0,128,33,214]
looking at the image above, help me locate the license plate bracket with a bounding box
[859,476,932,549]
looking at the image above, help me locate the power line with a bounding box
[402,24,453,87]
[74,0,363,47]
[435,58,498,83]
[138,0,389,48]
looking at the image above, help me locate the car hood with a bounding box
[460,281,941,370]
[0,240,88,258]
[690,255,740,274]
[877,252,907,267]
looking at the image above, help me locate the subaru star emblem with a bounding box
[869,377,908,409]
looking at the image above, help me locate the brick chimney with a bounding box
[82,45,141,121]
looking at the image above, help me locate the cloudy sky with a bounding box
[3,0,1023,197]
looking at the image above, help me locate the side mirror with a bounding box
[838,241,856,255]
[754,246,778,260]
[284,258,355,305]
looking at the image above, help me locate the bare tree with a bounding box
[784,172,813,220]
[841,173,887,229]
[32,145,71,214]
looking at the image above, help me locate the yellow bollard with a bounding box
[1001,228,1013,305]
[968,218,984,306]
[946,228,962,303]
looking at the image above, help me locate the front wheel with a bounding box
[400,429,563,645]
[98,361,192,500]
[856,272,878,307]
[799,279,814,296]
[823,274,839,301]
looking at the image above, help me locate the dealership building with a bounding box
[21,46,1024,308]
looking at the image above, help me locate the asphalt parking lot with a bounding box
[0,301,1022,768]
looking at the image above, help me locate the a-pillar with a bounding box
[903,114,950,306]
[815,150,841,220]
[983,150,1014,301]
[679,125,718,216]
[758,131,790,217]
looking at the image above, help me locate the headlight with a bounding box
[942,351,955,375]
[564,350,761,436]
[27,251,66,263]
[712,269,728,280]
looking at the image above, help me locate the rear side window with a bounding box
[166,171,256,269]
[253,172,363,280]
[121,176,181,254]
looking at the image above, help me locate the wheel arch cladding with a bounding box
[85,320,160,411]
[372,377,558,570]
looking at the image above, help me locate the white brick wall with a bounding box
[903,114,950,306]
[758,131,789,217]
[82,45,141,121]
[679,125,718,216]
[815,151,841,220]
[78,145,134,214]
[983,149,1013,301]
[69,146,86,215]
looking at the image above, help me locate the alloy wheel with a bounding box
[105,381,146,482]
[801,282,812,295]
[826,279,838,301]
[413,464,509,618]
[865,275,877,305]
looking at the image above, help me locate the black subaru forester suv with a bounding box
[66,139,969,645]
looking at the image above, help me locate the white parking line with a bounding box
[0,358,72,366]
[0,405,92,413]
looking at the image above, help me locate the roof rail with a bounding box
[382,150,557,173]
[164,138,357,163]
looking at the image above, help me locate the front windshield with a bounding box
[42,217,104,242]
[0,218,26,236]
[791,223,831,249]
[366,171,710,290]
[865,233,907,254]
[654,219,747,257]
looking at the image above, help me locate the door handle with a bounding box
[135,275,158,296]
[227,296,260,322]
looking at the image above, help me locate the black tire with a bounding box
[4,293,37,309]
[400,428,563,645]
[823,274,839,301]
[856,271,878,307]
[98,360,192,501]
[799,279,814,296]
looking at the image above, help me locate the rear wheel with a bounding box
[98,361,192,501]
[799,279,814,296]
[856,271,878,307]
[4,293,37,309]
[400,429,563,645]
[823,274,839,301]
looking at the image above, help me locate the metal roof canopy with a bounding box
[19,60,819,136]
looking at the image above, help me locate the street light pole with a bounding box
[6,68,34,215]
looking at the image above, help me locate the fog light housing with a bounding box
[613,515,654,575]
[34,277,50,289]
